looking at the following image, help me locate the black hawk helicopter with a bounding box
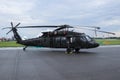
[3,22,115,54]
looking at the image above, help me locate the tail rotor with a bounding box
[6,22,21,34]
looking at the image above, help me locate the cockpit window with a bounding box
[85,35,93,41]
[80,36,87,41]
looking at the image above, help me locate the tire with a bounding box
[66,48,73,54]
[75,48,80,53]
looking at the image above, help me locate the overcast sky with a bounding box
[0,0,120,38]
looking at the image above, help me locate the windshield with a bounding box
[85,35,93,41]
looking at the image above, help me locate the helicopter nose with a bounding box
[87,42,99,48]
[94,43,99,47]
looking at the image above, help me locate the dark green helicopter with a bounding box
[3,22,115,54]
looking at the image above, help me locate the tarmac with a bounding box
[0,46,120,80]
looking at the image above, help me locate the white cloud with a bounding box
[9,15,46,25]
[0,0,36,15]
[0,0,120,38]
[115,31,120,37]
[97,16,120,26]
[0,0,45,25]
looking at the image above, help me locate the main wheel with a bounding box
[75,48,80,53]
[66,48,73,54]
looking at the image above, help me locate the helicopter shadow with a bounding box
[23,48,98,56]
[77,51,97,55]
[43,49,97,55]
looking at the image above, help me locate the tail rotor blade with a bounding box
[6,29,12,34]
[11,22,14,28]
[15,23,20,28]
[6,22,17,34]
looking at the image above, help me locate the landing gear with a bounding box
[66,48,73,54]
[75,48,80,53]
[66,36,73,54]
[66,48,80,54]
[23,46,27,51]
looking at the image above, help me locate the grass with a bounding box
[0,41,23,47]
[0,39,120,47]
[95,39,120,45]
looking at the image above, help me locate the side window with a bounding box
[61,37,66,41]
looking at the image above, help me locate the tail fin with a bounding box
[4,22,22,43]
[12,27,22,43]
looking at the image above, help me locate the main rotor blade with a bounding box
[2,24,72,30]
[54,25,73,31]
[77,26,100,30]
[1,26,58,30]
[2,26,58,29]
[97,30,115,35]
[17,25,73,29]
[76,27,115,35]
[17,26,58,28]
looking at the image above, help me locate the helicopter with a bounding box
[3,22,115,54]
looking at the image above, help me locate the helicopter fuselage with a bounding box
[20,31,99,50]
